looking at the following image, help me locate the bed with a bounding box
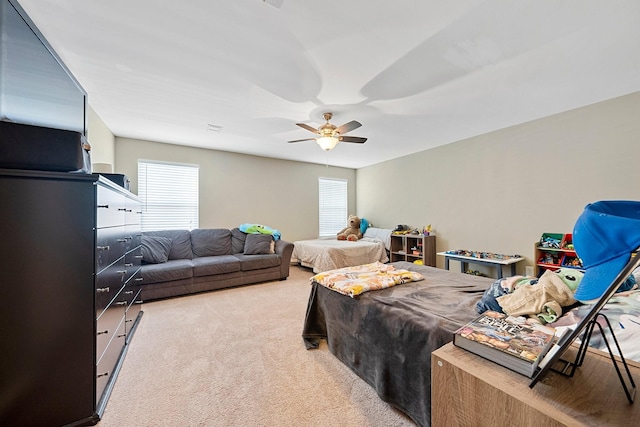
[302,261,494,427]
[302,262,640,427]
[291,227,392,273]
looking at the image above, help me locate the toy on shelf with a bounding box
[445,249,522,260]
[539,236,562,249]
[535,233,584,276]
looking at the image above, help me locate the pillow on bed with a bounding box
[244,234,275,255]
[363,227,393,250]
[141,235,172,264]
[360,217,369,234]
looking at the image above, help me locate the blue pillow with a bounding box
[360,218,369,234]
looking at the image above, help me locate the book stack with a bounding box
[453,311,557,377]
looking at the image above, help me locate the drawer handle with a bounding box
[135,300,144,304]
[117,333,126,338]
[125,290,134,295]
[115,301,127,306]
[117,238,127,243]
[97,205,109,209]
[97,287,110,293]
[97,372,109,379]
[135,278,144,282]
[97,245,110,251]
[118,208,127,212]
[97,330,109,335]
[126,209,132,213]
[125,263,133,267]
[117,270,127,275]
[134,255,143,259]
[125,319,133,323]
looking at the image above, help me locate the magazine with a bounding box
[453,311,556,377]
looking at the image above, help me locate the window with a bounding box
[318,177,347,238]
[137,160,199,231]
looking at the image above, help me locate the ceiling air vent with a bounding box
[263,0,283,8]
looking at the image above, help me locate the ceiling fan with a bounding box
[288,112,367,151]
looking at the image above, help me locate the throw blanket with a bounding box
[311,261,424,297]
[238,223,281,240]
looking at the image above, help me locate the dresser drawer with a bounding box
[125,245,143,269]
[122,257,139,285]
[128,266,143,291]
[96,302,126,364]
[125,199,142,226]
[121,281,139,307]
[96,226,128,272]
[126,226,142,252]
[96,317,126,405]
[125,289,143,342]
[96,184,126,228]
[95,261,127,317]
[123,230,139,254]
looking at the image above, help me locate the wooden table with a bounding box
[431,342,639,426]
[437,251,525,278]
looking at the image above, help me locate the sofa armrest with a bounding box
[275,239,294,279]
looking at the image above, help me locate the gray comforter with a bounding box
[302,262,494,427]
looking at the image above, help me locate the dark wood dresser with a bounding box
[0,169,143,426]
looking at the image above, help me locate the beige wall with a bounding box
[357,91,640,274]
[109,92,639,274]
[87,106,115,168]
[115,138,356,242]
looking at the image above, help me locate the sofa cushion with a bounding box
[141,259,194,284]
[143,230,193,260]
[191,228,232,257]
[192,255,241,277]
[141,235,172,264]
[244,234,275,255]
[231,228,247,254]
[234,253,280,271]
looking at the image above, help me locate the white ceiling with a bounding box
[16,0,640,169]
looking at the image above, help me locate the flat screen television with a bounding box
[0,0,87,136]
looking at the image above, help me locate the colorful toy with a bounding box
[337,215,363,241]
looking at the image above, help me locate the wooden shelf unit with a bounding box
[534,233,583,276]
[390,234,436,266]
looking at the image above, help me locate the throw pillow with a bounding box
[141,235,172,263]
[244,234,275,255]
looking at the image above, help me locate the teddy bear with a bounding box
[337,215,362,241]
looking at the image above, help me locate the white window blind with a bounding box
[137,160,199,231]
[318,177,347,238]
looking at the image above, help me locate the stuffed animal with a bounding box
[337,215,362,241]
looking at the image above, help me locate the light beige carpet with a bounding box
[98,266,416,426]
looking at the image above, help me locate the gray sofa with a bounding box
[139,228,294,301]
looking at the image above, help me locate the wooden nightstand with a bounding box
[431,342,640,426]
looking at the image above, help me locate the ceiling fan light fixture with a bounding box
[317,136,339,151]
[289,111,366,149]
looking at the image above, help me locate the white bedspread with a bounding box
[292,237,389,273]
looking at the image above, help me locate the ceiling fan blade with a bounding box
[340,136,367,144]
[296,123,319,133]
[335,120,361,135]
[288,138,316,143]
